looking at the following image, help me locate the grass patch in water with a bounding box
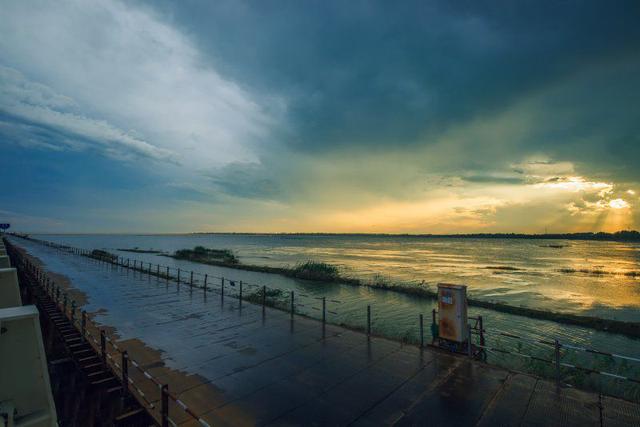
[290,261,340,281]
[172,246,239,265]
[559,268,610,276]
[91,249,117,261]
[485,266,523,271]
[117,247,163,254]
[244,287,288,310]
[168,247,356,284]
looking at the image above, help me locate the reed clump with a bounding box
[290,261,340,281]
[173,246,239,265]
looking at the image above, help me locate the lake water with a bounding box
[19,233,640,398]
[35,233,640,321]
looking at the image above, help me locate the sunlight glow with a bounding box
[534,176,612,193]
[609,199,630,209]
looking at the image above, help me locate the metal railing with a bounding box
[9,243,210,427]
[10,234,640,398]
[477,328,640,386]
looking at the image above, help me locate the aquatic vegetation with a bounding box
[91,249,117,261]
[117,247,163,254]
[557,267,639,277]
[169,247,354,284]
[364,276,437,298]
[172,246,239,264]
[244,287,288,310]
[290,261,340,281]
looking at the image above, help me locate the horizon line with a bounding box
[8,230,639,238]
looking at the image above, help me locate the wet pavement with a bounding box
[11,238,640,426]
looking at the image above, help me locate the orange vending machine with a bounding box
[437,283,468,343]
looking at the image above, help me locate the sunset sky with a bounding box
[1,1,639,233]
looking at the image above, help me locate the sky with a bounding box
[1,0,639,233]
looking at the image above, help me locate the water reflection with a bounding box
[35,233,640,321]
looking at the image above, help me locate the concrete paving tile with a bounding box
[266,395,357,427]
[521,380,600,427]
[602,395,640,427]
[476,373,537,427]
[393,360,507,426]
[214,377,320,426]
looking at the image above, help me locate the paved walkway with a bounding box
[13,238,640,426]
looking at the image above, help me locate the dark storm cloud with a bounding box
[460,175,524,185]
[144,0,640,152]
[3,0,639,232]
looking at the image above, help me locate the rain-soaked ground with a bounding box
[10,237,640,426]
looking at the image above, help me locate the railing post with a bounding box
[81,311,87,342]
[166,266,169,279]
[204,274,208,292]
[161,384,169,427]
[419,314,424,348]
[290,291,294,318]
[100,330,107,366]
[190,271,193,287]
[148,262,152,274]
[367,305,371,336]
[478,315,485,347]
[554,339,561,387]
[322,297,326,324]
[239,281,243,303]
[431,308,438,343]
[467,325,473,357]
[221,278,225,299]
[63,293,68,317]
[177,268,180,283]
[71,300,76,322]
[262,285,266,309]
[121,350,129,396]
[157,264,160,275]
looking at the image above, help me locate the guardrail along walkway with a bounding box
[7,237,640,427]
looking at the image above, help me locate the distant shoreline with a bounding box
[20,230,640,242]
[194,231,640,242]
